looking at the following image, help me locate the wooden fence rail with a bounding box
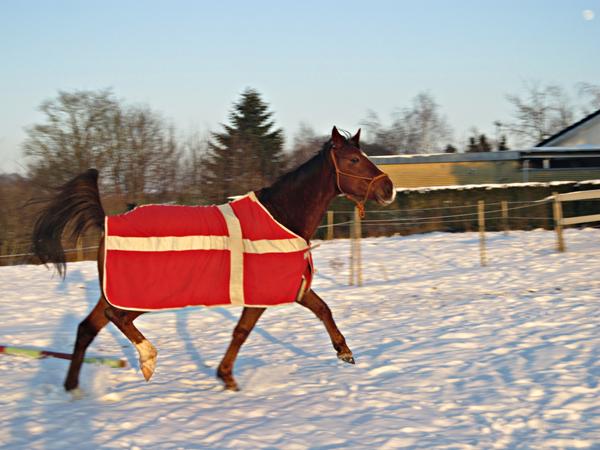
[553,189,600,252]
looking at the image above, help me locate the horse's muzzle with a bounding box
[374,176,396,206]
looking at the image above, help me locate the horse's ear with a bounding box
[351,129,361,147]
[332,126,345,148]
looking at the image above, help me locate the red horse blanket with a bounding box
[103,192,313,311]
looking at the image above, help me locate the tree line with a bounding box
[1,82,600,261]
[361,81,600,155]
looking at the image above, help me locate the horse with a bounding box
[32,126,396,392]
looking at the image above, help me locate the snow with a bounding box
[1,229,599,449]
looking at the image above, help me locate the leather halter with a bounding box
[330,146,388,218]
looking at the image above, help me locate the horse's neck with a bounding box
[256,156,338,241]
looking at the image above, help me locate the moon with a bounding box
[582,9,595,21]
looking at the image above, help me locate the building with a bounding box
[372,109,600,188]
[536,108,600,147]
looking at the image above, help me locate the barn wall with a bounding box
[382,160,521,188]
[526,168,600,183]
[378,158,600,188]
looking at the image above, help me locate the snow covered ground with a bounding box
[1,229,599,449]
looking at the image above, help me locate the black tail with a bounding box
[32,169,105,276]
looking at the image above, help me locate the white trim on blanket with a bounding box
[243,237,307,254]
[217,203,245,306]
[105,235,229,252]
[104,235,308,254]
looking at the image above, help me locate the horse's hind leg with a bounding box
[217,307,265,391]
[104,307,157,381]
[298,289,355,364]
[64,296,110,391]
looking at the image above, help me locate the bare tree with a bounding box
[23,90,181,203]
[23,89,120,186]
[505,81,575,146]
[577,82,600,114]
[362,92,453,154]
[116,106,180,202]
[404,92,453,152]
[179,130,211,203]
[0,174,39,262]
[361,110,403,154]
[286,123,327,168]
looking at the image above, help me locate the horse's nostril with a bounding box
[381,178,396,203]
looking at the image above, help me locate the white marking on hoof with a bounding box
[69,387,85,401]
[135,339,157,381]
[337,351,356,364]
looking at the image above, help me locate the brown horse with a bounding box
[32,126,395,392]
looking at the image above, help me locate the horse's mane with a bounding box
[265,139,333,193]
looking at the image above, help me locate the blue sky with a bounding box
[1,0,599,172]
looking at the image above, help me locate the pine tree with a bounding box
[467,137,478,153]
[466,133,492,152]
[204,89,284,203]
[444,144,457,153]
[497,135,509,151]
[478,134,492,152]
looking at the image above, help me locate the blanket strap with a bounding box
[217,203,245,306]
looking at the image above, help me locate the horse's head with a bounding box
[329,126,396,216]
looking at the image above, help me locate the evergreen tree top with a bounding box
[204,88,285,203]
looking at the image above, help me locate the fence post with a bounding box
[501,200,509,235]
[326,210,334,240]
[354,206,363,287]
[349,214,355,286]
[478,200,487,266]
[553,192,565,252]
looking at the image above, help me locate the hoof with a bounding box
[141,361,156,381]
[69,387,85,400]
[223,382,240,392]
[136,340,157,382]
[337,352,355,364]
[217,370,240,391]
[64,380,78,392]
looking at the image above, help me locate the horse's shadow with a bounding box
[173,306,313,375]
[211,307,312,359]
[174,308,214,378]
[6,271,100,448]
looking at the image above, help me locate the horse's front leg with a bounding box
[217,306,265,391]
[298,289,355,364]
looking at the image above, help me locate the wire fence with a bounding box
[0,197,553,260]
[0,246,100,259]
[0,194,597,265]
[316,197,555,233]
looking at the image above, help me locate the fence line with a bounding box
[1,198,549,260]
[0,194,590,263]
[0,246,99,259]
[332,202,503,214]
[331,196,559,215]
[317,198,552,230]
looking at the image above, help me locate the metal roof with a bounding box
[371,147,600,165]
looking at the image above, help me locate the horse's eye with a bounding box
[351,157,359,164]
